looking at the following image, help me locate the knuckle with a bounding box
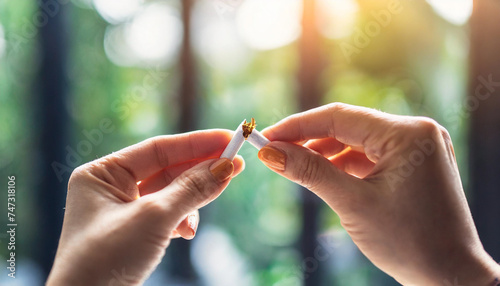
[411,117,442,139]
[68,164,91,190]
[141,197,168,218]
[150,136,170,168]
[326,102,347,114]
[88,157,130,186]
[177,172,212,203]
[162,169,175,185]
[438,126,456,159]
[324,102,348,137]
[439,126,453,145]
[69,165,86,180]
[295,154,323,189]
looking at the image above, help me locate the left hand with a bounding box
[47,130,245,286]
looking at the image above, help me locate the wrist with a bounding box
[437,249,500,286]
[47,259,104,286]
[472,262,500,286]
[47,245,126,286]
[483,261,500,286]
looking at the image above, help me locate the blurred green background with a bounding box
[1,0,499,285]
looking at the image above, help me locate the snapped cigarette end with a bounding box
[220,120,246,160]
[220,118,271,160]
[242,118,256,139]
[243,118,270,150]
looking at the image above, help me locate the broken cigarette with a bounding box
[247,128,270,150]
[220,118,271,160]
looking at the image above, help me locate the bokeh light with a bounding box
[317,0,359,39]
[192,227,255,286]
[127,3,182,62]
[236,0,302,51]
[93,0,143,24]
[104,2,182,67]
[2,0,496,285]
[192,1,251,73]
[426,0,473,25]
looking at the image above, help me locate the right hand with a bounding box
[260,103,500,285]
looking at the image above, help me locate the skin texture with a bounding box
[259,103,500,285]
[47,103,500,285]
[46,130,245,286]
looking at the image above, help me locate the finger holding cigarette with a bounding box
[220,118,271,160]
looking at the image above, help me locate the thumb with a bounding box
[258,142,365,213]
[143,158,235,230]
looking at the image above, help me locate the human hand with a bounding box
[47,130,245,286]
[259,103,500,285]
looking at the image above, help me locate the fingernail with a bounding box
[209,158,234,182]
[188,214,197,237]
[258,146,286,171]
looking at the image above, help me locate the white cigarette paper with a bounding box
[246,129,270,150]
[220,118,271,160]
[220,120,246,160]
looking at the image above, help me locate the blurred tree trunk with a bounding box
[297,0,328,285]
[178,0,199,132]
[34,0,69,281]
[469,0,500,261]
[168,0,198,282]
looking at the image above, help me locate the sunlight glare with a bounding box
[236,0,302,51]
[126,3,182,63]
[128,108,160,135]
[93,0,143,24]
[103,2,182,67]
[193,21,251,73]
[317,0,359,39]
[192,1,251,72]
[426,0,473,25]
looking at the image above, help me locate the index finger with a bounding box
[90,129,233,182]
[262,103,399,157]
